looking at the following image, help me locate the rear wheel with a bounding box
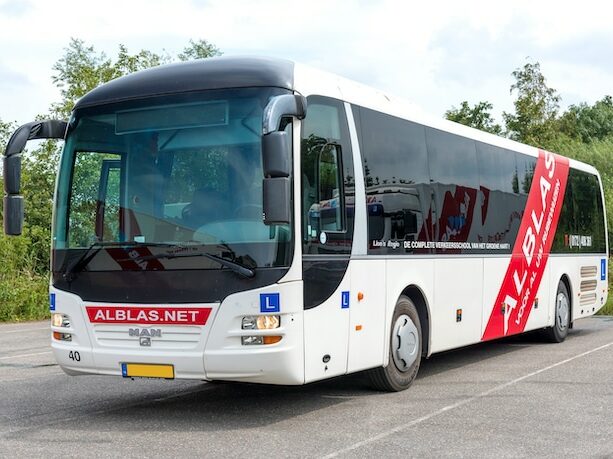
[544,281,570,343]
[369,296,422,392]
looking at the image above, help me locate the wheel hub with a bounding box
[556,292,569,332]
[391,314,419,372]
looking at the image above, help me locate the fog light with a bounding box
[241,335,282,346]
[242,315,280,330]
[53,331,72,342]
[242,336,263,345]
[51,313,71,328]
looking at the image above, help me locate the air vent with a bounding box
[580,266,598,278]
[579,292,597,306]
[580,280,597,292]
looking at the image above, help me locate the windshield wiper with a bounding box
[118,248,256,279]
[62,241,176,282]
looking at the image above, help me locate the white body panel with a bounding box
[303,275,350,382]
[51,281,305,384]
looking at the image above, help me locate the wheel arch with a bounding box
[400,285,431,358]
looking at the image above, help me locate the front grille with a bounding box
[92,324,202,350]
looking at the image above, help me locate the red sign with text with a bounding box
[482,150,569,341]
[86,306,212,325]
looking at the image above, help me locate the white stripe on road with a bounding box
[321,341,613,459]
[0,351,52,361]
[1,327,49,334]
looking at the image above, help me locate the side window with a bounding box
[301,96,354,255]
[318,145,343,231]
[476,143,522,253]
[426,128,479,252]
[515,152,536,195]
[554,170,607,253]
[96,159,122,242]
[69,151,122,247]
[354,106,432,254]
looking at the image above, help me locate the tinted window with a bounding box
[301,96,354,255]
[354,106,433,254]
[515,152,536,195]
[477,143,516,193]
[476,143,524,253]
[553,169,607,253]
[426,128,479,253]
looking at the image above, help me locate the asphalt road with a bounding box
[1,317,612,458]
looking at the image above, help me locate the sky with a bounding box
[1,0,613,126]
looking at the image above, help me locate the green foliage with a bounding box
[0,222,49,321]
[559,96,613,143]
[1,118,16,148]
[602,260,613,315]
[178,39,222,61]
[445,100,502,135]
[503,60,561,148]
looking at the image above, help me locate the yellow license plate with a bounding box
[121,363,174,379]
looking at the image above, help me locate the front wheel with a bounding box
[544,281,570,343]
[369,296,422,392]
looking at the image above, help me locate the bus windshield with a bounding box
[53,87,293,273]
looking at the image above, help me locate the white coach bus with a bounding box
[3,57,608,391]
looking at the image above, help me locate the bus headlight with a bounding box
[51,313,71,328]
[242,315,280,330]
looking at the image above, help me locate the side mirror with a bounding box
[3,120,67,235]
[262,131,291,177]
[261,95,307,226]
[263,177,291,225]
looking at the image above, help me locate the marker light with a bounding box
[53,331,72,342]
[242,315,280,330]
[51,313,71,328]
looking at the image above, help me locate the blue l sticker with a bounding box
[341,291,350,309]
[260,293,280,313]
[49,293,56,311]
[601,259,607,281]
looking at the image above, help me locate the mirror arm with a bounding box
[262,94,307,135]
[4,120,67,158]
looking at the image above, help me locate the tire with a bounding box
[369,295,422,392]
[544,281,570,343]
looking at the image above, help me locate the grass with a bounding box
[0,272,49,322]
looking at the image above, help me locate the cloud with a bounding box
[0,0,32,17]
[1,0,613,125]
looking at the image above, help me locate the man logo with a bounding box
[128,328,162,338]
[128,328,162,346]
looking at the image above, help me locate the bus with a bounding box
[3,56,608,391]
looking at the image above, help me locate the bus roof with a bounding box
[74,56,295,110]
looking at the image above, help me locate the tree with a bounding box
[178,39,222,61]
[503,60,561,147]
[559,95,613,143]
[0,118,15,153]
[445,101,502,135]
